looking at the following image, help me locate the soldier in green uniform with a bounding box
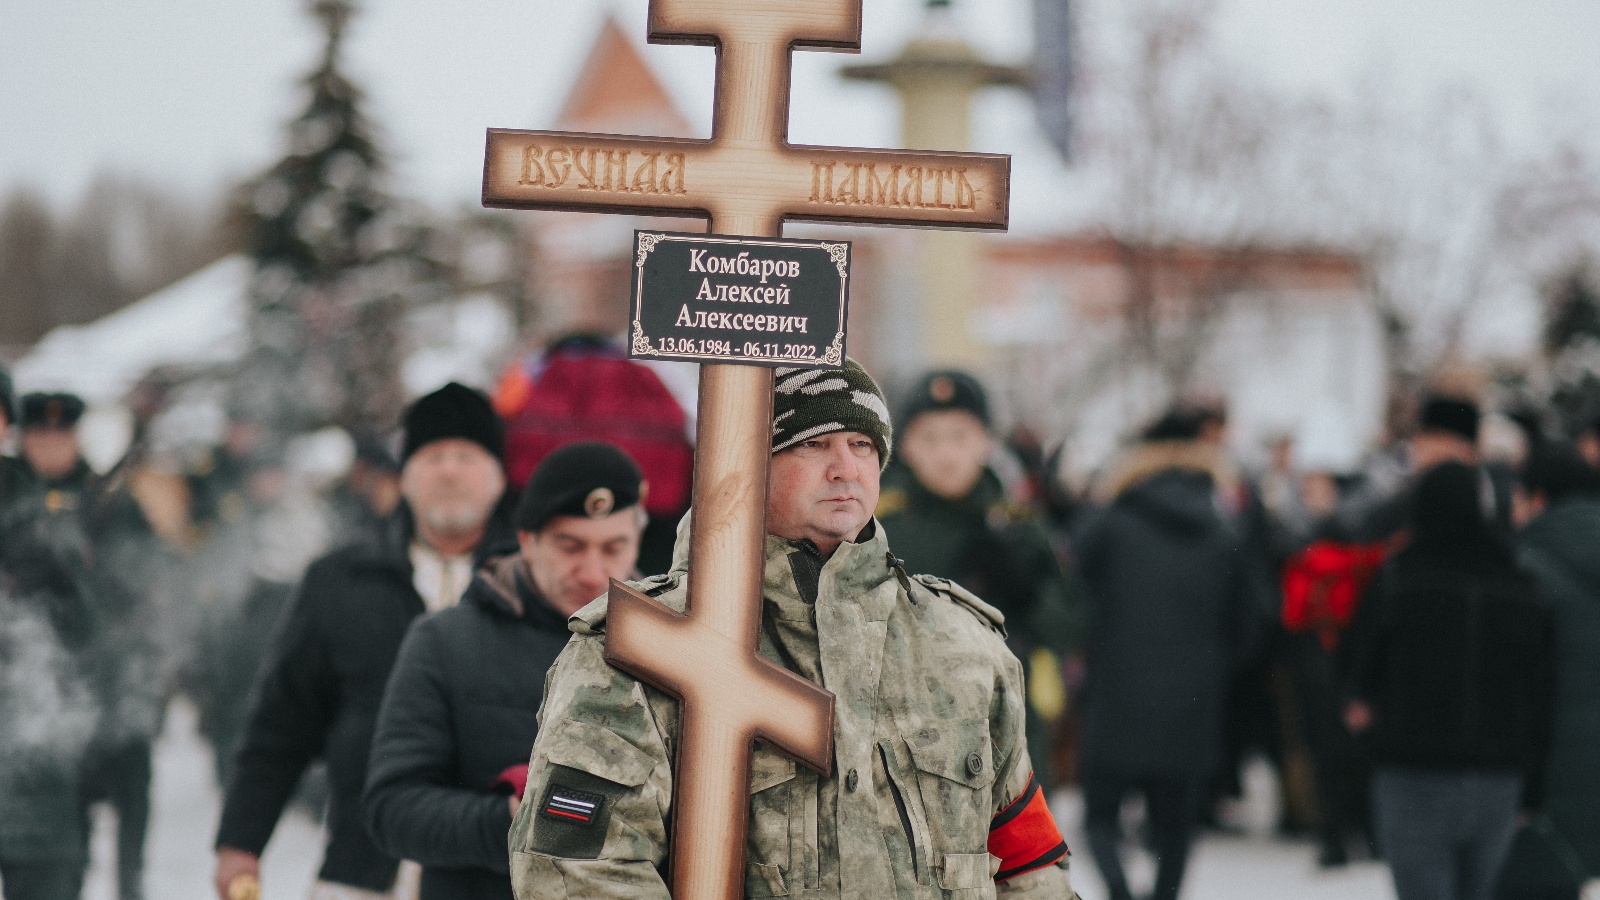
[509,361,1078,900]
[876,371,1081,794]
[11,392,166,900]
[0,392,99,900]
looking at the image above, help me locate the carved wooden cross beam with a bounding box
[482,2,1010,898]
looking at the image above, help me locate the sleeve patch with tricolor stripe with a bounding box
[988,772,1069,882]
[527,765,627,860]
[541,786,603,824]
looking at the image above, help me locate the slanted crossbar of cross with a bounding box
[482,2,1010,897]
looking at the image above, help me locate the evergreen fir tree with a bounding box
[234,0,447,439]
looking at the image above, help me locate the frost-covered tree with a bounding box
[234,0,449,436]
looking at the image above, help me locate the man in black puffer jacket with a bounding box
[363,442,646,900]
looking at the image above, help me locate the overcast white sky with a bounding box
[3,0,1599,211]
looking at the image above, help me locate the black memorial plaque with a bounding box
[628,231,850,368]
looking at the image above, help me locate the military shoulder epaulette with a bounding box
[571,572,687,636]
[636,573,681,598]
[910,573,1007,637]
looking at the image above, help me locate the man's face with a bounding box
[400,438,505,541]
[767,430,880,554]
[21,427,80,480]
[898,409,991,501]
[520,509,643,616]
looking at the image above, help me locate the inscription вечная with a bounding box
[519,145,687,196]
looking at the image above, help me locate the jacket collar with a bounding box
[659,512,896,623]
[464,552,571,632]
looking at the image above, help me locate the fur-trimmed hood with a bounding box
[1092,440,1237,505]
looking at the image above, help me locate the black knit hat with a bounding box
[772,359,892,469]
[900,370,990,429]
[402,382,504,464]
[515,441,645,532]
[1418,395,1480,444]
[19,392,86,430]
[1142,408,1204,442]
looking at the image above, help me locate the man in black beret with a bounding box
[215,382,515,900]
[364,441,646,900]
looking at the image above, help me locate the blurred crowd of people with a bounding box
[0,335,1597,900]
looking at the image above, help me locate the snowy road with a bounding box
[84,698,1420,900]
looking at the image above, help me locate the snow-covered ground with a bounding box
[81,698,1591,900]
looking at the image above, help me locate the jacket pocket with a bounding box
[904,718,996,858]
[878,739,932,881]
[745,749,798,897]
[937,852,997,891]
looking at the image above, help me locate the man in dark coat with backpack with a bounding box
[363,442,647,900]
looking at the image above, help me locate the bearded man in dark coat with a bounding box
[213,383,515,900]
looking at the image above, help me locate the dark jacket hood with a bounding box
[1523,496,1600,589]
[1094,439,1235,504]
[464,552,570,633]
[1118,468,1222,537]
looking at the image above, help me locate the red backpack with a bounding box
[1281,540,1388,651]
[494,338,693,517]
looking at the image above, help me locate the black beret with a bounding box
[515,441,645,532]
[1418,395,1480,444]
[402,382,504,464]
[900,370,989,429]
[19,392,86,430]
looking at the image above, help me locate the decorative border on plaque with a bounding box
[821,332,845,366]
[628,231,851,369]
[636,232,665,266]
[631,321,660,357]
[822,243,848,279]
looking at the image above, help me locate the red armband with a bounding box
[988,772,1068,882]
[494,764,529,798]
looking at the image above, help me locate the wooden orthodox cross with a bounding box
[482,2,1010,897]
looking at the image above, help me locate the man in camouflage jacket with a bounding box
[509,361,1076,899]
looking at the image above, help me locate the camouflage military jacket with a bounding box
[509,520,1076,899]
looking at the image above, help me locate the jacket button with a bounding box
[846,768,860,791]
[966,752,984,777]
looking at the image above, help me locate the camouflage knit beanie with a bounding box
[772,359,893,469]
